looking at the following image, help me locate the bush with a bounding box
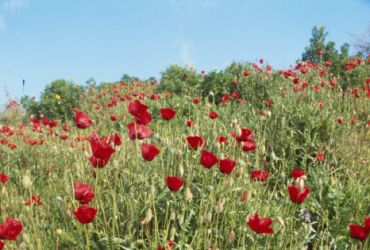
[21,79,84,121]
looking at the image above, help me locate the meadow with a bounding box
[0,57,369,249]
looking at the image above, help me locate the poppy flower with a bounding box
[89,133,116,168]
[216,136,228,143]
[24,195,43,206]
[160,108,176,121]
[219,158,237,174]
[127,123,152,140]
[128,100,148,116]
[110,115,117,121]
[208,112,218,119]
[264,99,273,107]
[48,120,58,128]
[337,117,343,124]
[316,152,325,161]
[141,143,160,161]
[60,134,69,140]
[0,174,9,184]
[166,176,184,192]
[187,136,205,150]
[192,98,201,104]
[62,124,70,131]
[291,169,306,180]
[242,140,256,152]
[128,100,152,125]
[247,213,273,234]
[73,206,98,224]
[74,182,95,204]
[288,185,310,204]
[241,191,248,202]
[251,170,269,181]
[0,217,23,241]
[73,108,93,129]
[349,224,369,241]
[186,120,194,127]
[365,216,370,231]
[0,241,3,250]
[233,128,254,143]
[200,150,218,169]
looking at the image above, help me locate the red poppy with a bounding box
[251,170,269,181]
[337,117,343,124]
[73,108,93,129]
[0,217,23,241]
[219,158,237,174]
[187,136,205,150]
[241,191,248,202]
[208,112,218,119]
[192,98,201,104]
[158,240,175,250]
[24,195,43,206]
[128,100,148,117]
[141,143,160,161]
[128,100,152,125]
[316,152,325,161]
[160,108,176,121]
[233,128,254,143]
[216,136,228,143]
[288,185,310,204]
[0,174,9,184]
[186,120,194,127]
[247,213,273,234]
[200,150,218,169]
[62,124,70,131]
[105,133,122,146]
[110,115,117,121]
[243,71,251,77]
[89,133,116,168]
[127,123,153,140]
[365,216,370,231]
[60,134,69,140]
[74,182,95,204]
[291,169,306,180]
[73,206,97,224]
[242,140,256,152]
[166,176,184,192]
[48,120,58,128]
[349,224,369,241]
[232,91,239,99]
[264,99,273,107]
[0,241,3,250]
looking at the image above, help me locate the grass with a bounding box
[0,65,369,249]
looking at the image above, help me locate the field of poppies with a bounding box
[0,57,369,249]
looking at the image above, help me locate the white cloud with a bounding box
[0,15,6,31]
[2,0,28,12]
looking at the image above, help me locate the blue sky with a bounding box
[0,0,369,106]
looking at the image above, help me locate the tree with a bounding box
[21,79,84,121]
[302,26,328,63]
[353,25,370,56]
[301,26,350,75]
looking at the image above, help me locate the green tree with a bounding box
[21,79,84,121]
[302,26,349,75]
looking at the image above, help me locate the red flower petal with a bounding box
[73,206,97,224]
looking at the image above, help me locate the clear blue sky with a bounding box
[0,0,369,106]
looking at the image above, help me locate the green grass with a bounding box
[0,68,369,249]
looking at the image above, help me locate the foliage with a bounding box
[21,79,84,121]
[301,26,350,76]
